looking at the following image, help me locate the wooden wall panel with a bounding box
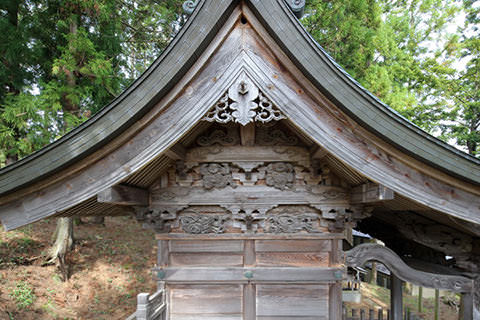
[169,240,244,253]
[255,240,331,252]
[256,284,328,318]
[256,252,329,267]
[169,284,243,319]
[170,253,243,267]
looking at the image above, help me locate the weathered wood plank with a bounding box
[97,184,149,206]
[244,283,256,320]
[169,284,242,314]
[256,252,329,267]
[169,240,244,253]
[345,244,474,293]
[155,267,343,282]
[350,183,394,204]
[244,240,256,266]
[255,240,331,252]
[170,253,243,267]
[329,283,342,319]
[256,284,328,317]
[157,240,169,267]
[156,233,344,240]
[185,146,310,167]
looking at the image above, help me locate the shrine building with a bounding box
[0,0,479,319]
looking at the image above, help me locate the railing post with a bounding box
[434,289,439,320]
[391,274,403,320]
[378,308,383,320]
[136,293,150,320]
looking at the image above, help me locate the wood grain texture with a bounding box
[156,267,343,282]
[256,284,328,317]
[169,240,244,253]
[169,284,242,315]
[256,252,329,267]
[170,253,243,267]
[255,240,332,252]
[345,243,474,292]
[157,233,344,240]
[97,184,149,206]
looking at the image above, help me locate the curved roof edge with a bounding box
[0,0,478,197]
[0,0,239,195]
[247,0,480,185]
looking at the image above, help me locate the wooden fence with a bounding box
[343,306,422,320]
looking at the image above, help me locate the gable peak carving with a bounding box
[203,73,286,126]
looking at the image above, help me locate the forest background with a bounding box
[0,0,478,163]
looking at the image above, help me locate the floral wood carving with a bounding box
[264,214,319,233]
[203,74,285,125]
[200,163,236,189]
[265,162,295,190]
[196,127,239,146]
[179,214,228,234]
[256,127,298,146]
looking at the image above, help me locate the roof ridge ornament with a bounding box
[286,0,305,19]
[183,0,199,15]
[202,74,286,126]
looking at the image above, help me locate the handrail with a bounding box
[345,243,474,293]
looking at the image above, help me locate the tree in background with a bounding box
[303,0,479,156]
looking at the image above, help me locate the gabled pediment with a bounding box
[0,0,479,233]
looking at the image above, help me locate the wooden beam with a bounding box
[153,267,344,282]
[351,183,394,204]
[97,185,149,206]
[164,143,186,160]
[240,123,255,146]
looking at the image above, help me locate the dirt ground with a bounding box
[0,216,156,320]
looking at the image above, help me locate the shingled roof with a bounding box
[0,0,479,230]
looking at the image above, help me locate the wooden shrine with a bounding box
[0,0,479,319]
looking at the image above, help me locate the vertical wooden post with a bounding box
[391,274,403,320]
[417,286,422,313]
[342,304,347,320]
[434,289,439,320]
[369,309,374,320]
[244,283,256,320]
[360,309,366,320]
[378,308,384,320]
[459,292,474,320]
[352,308,358,319]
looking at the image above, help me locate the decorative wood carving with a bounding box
[179,214,229,234]
[196,127,240,146]
[203,73,285,126]
[393,213,473,255]
[256,126,298,146]
[265,162,295,190]
[199,163,236,189]
[345,244,474,293]
[265,214,318,233]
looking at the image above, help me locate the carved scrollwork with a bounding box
[265,162,295,190]
[256,127,298,146]
[345,244,474,293]
[179,214,229,234]
[134,207,182,232]
[264,214,319,233]
[202,74,285,126]
[200,163,236,189]
[196,128,239,146]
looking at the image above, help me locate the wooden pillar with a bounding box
[390,274,403,320]
[417,286,422,313]
[459,292,474,320]
[434,289,439,320]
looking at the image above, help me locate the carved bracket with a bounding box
[203,73,285,126]
[345,244,474,293]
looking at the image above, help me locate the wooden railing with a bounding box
[126,289,166,320]
[343,305,424,320]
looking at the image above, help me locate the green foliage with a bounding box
[303,0,480,156]
[9,281,36,309]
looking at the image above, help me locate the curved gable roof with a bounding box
[0,0,478,230]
